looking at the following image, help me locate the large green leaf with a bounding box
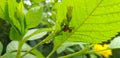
[25,6,43,29]
[50,0,120,57]
[55,0,120,43]
[68,0,120,43]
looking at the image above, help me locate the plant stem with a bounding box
[21,32,56,58]
[16,41,23,58]
[59,44,92,58]
[15,28,52,58]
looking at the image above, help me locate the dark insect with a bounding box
[63,25,72,33]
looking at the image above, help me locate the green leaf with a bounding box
[55,0,120,43]
[4,41,44,58]
[109,36,120,49]
[10,27,22,40]
[8,0,17,19]
[23,28,52,41]
[50,0,120,57]
[17,1,24,21]
[8,0,21,32]
[17,1,26,35]
[53,2,67,32]
[0,0,8,20]
[23,29,47,40]
[25,6,43,29]
[0,42,3,55]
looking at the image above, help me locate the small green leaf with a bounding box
[0,42,3,55]
[0,6,5,19]
[25,6,43,29]
[23,28,52,41]
[10,27,22,40]
[8,0,21,32]
[23,29,47,40]
[5,41,44,58]
[17,1,26,35]
[17,1,24,21]
[5,41,35,58]
[0,0,8,20]
[109,36,120,49]
[8,0,17,19]
[53,2,67,32]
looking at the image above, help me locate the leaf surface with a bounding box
[51,0,120,57]
[5,41,44,58]
[55,0,120,43]
[68,0,120,43]
[25,6,43,28]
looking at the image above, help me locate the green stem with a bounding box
[16,40,23,58]
[59,44,92,58]
[21,32,56,58]
[15,28,52,58]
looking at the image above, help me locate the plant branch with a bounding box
[16,40,23,58]
[21,32,56,57]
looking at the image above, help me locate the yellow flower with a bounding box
[93,44,112,58]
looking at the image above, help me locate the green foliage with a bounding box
[54,0,120,43]
[10,27,22,40]
[1,0,120,58]
[0,42,3,55]
[3,41,44,58]
[0,0,7,20]
[25,6,43,29]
